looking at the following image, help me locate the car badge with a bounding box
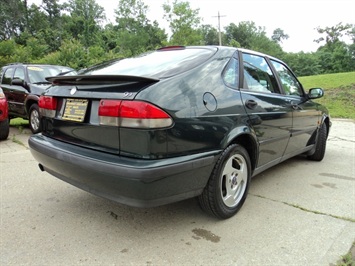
[70,87,77,95]
[124,92,133,98]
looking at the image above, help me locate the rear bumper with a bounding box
[29,134,219,207]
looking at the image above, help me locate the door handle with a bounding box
[245,100,258,110]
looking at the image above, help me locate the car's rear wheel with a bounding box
[198,144,251,219]
[307,123,327,161]
[0,118,9,140]
[29,103,41,134]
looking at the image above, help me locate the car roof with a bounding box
[174,46,286,64]
[2,63,73,69]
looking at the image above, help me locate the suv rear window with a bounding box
[82,47,217,78]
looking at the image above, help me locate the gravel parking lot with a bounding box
[1,119,354,265]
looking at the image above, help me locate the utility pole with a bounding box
[213,11,226,46]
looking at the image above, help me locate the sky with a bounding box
[29,0,355,53]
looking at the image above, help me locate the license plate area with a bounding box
[63,98,88,122]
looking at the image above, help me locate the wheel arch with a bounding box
[322,115,331,138]
[25,95,39,116]
[223,128,258,172]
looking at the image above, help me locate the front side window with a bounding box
[14,67,25,81]
[270,60,303,96]
[242,53,279,93]
[2,67,14,85]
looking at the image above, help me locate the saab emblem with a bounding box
[70,87,77,95]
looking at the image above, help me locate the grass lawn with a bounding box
[10,117,29,127]
[299,72,355,120]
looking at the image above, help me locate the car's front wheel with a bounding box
[0,118,9,140]
[198,144,251,219]
[29,103,41,134]
[307,122,327,161]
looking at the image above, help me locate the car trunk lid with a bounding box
[40,75,160,155]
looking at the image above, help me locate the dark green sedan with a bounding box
[29,46,331,219]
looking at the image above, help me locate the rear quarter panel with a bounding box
[135,49,252,157]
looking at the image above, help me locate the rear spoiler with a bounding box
[46,75,159,85]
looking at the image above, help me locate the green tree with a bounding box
[26,3,49,36]
[315,23,352,47]
[0,37,48,66]
[283,52,321,76]
[21,0,70,52]
[0,39,17,66]
[271,28,289,44]
[199,24,219,45]
[0,0,26,40]
[41,0,62,26]
[315,23,355,73]
[39,39,86,69]
[224,21,283,57]
[224,21,263,49]
[65,0,106,48]
[114,0,166,56]
[163,0,202,45]
[250,34,284,58]
[41,0,67,50]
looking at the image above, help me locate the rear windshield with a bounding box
[81,47,217,78]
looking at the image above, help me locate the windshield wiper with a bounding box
[57,70,77,76]
[32,81,51,85]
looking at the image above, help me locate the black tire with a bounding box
[0,118,9,140]
[29,103,41,134]
[307,123,327,161]
[198,144,251,219]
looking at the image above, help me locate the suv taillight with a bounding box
[0,91,5,99]
[99,100,173,128]
[39,96,57,118]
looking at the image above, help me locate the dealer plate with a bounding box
[63,98,88,122]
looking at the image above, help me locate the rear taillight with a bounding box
[39,96,57,118]
[99,100,173,128]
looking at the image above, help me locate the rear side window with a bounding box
[242,53,279,94]
[2,67,14,85]
[223,57,239,88]
[83,47,217,78]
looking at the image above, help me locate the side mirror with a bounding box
[308,88,324,99]
[12,78,25,87]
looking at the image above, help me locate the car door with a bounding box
[239,52,293,169]
[1,66,28,117]
[269,59,321,156]
[1,67,16,114]
[10,67,28,116]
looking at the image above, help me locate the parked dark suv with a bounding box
[0,63,74,133]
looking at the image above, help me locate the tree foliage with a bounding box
[0,0,26,40]
[114,0,167,56]
[163,0,202,45]
[0,0,353,76]
[64,0,106,48]
[272,28,289,44]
